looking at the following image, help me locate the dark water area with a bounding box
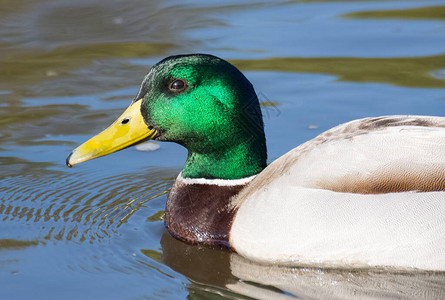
[1,0,444,299]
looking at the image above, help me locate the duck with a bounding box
[67,54,445,271]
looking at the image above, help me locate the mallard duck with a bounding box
[67,54,445,271]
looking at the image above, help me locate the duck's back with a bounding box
[230,116,445,270]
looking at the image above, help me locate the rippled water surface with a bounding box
[1,0,445,299]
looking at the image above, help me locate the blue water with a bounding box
[1,0,444,299]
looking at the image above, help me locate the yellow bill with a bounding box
[66,100,157,167]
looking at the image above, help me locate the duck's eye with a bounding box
[169,79,187,91]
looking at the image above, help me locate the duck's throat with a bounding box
[164,174,254,247]
[181,142,267,179]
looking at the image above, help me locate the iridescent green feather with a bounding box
[139,54,267,179]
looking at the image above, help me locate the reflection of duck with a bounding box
[152,231,445,299]
[67,54,445,270]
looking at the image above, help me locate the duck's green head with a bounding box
[67,54,267,179]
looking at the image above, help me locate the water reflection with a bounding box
[232,54,445,88]
[0,0,230,98]
[156,232,445,299]
[344,5,445,21]
[0,168,175,242]
[0,239,39,249]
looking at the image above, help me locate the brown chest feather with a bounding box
[165,180,244,247]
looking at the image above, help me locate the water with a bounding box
[1,0,444,298]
